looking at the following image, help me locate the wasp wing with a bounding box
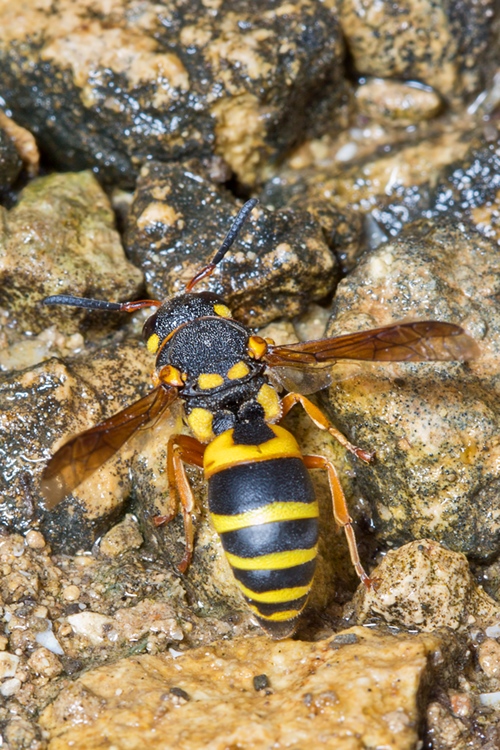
[264,321,479,369]
[268,366,333,395]
[40,385,177,509]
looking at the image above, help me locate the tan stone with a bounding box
[41,628,446,750]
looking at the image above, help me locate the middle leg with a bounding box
[280,392,375,463]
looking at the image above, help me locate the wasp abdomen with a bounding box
[206,439,319,638]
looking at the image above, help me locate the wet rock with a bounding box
[0,340,152,545]
[355,540,500,631]
[0,0,348,187]
[3,718,43,749]
[370,129,500,244]
[261,124,476,271]
[322,216,500,560]
[125,161,337,326]
[0,171,143,336]
[339,0,495,103]
[0,529,195,688]
[40,628,453,750]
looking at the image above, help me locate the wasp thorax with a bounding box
[142,292,232,354]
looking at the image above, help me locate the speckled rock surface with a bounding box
[0,0,347,186]
[355,540,500,632]
[0,171,143,335]
[338,0,495,103]
[322,216,500,559]
[125,161,337,325]
[40,628,452,750]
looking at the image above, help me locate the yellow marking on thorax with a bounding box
[247,335,268,360]
[236,581,311,604]
[187,408,214,443]
[224,546,317,571]
[159,364,184,387]
[214,303,232,318]
[227,361,250,380]
[257,383,281,422]
[204,425,302,478]
[147,333,160,353]
[198,372,225,390]
[211,501,319,534]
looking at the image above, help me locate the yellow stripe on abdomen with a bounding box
[211,501,319,534]
[225,546,317,571]
[247,605,302,622]
[235,581,311,603]
[204,425,302,478]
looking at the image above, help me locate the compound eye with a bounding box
[142,311,160,353]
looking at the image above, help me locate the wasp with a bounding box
[40,199,478,638]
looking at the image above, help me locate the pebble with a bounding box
[0,652,19,679]
[449,691,473,718]
[0,677,21,696]
[478,638,500,678]
[35,629,65,656]
[67,612,116,645]
[28,647,63,678]
[25,530,46,549]
[62,585,81,602]
[99,515,144,558]
[480,691,500,708]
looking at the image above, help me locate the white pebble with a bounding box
[67,612,115,644]
[0,677,21,696]
[35,629,64,656]
[168,648,184,659]
[480,691,500,708]
[335,142,357,162]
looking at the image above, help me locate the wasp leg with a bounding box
[154,435,205,574]
[280,393,374,463]
[303,454,372,588]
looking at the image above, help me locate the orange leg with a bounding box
[280,392,375,463]
[153,435,205,574]
[303,454,372,588]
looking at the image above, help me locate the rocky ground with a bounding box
[1,1,500,748]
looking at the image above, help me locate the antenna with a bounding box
[42,296,161,312]
[185,198,258,292]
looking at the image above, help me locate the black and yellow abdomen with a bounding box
[204,423,319,638]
